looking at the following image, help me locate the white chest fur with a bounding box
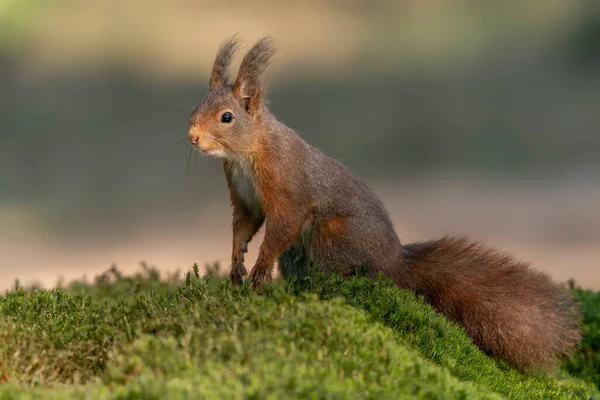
[230,160,262,216]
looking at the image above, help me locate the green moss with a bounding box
[563,281,600,389]
[0,265,597,399]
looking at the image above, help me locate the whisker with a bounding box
[194,150,201,174]
[172,137,188,152]
[187,147,193,173]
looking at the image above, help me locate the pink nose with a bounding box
[190,135,199,145]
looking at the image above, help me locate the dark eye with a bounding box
[220,112,233,123]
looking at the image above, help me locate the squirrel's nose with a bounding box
[188,126,205,146]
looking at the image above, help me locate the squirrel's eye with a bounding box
[220,112,233,123]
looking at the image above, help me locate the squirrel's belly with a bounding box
[230,161,262,216]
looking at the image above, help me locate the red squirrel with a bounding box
[187,36,580,370]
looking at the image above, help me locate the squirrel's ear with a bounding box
[209,36,241,91]
[232,37,277,114]
[233,74,259,113]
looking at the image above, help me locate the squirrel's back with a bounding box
[275,132,405,281]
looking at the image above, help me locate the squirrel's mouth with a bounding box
[198,146,227,158]
[190,134,228,158]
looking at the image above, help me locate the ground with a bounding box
[0,264,598,399]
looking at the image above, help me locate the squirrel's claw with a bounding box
[249,267,272,290]
[229,263,247,286]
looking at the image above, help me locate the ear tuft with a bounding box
[236,37,277,80]
[209,35,242,91]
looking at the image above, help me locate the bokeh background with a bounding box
[1,0,599,290]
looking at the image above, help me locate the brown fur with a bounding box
[402,236,580,369]
[187,36,582,370]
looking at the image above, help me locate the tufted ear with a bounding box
[233,37,277,114]
[209,36,241,91]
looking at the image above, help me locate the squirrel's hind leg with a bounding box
[278,242,311,281]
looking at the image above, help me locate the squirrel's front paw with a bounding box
[248,266,272,290]
[229,263,247,286]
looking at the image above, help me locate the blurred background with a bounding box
[1,0,599,290]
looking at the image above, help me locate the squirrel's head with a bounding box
[188,36,277,159]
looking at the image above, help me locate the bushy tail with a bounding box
[400,236,581,370]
